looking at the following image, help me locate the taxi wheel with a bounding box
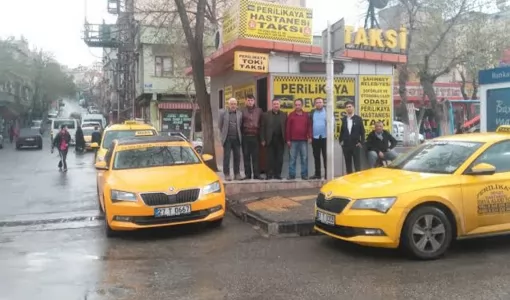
[210,218,223,228]
[96,186,104,214]
[401,206,453,260]
[103,199,117,238]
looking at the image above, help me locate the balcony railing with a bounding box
[84,23,121,48]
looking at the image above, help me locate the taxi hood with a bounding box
[108,163,220,192]
[322,167,460,199]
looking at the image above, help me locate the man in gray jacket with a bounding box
[218,98,243,181]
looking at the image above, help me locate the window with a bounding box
[471,141,510,173]
[388,140,483,174]
[154,56,173,77]
[113,145,200,170]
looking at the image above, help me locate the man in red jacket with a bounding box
[285,99,311,180]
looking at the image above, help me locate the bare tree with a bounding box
[385,0,493,126]
[134,0,231,170]
[456,12,510,100]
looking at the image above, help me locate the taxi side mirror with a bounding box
[95,161,108,170]
[202,154,213,161]
[90,142,99,149]
[468,163,496,176]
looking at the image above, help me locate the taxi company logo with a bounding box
[325,191,333,199]
[169,187,175,192]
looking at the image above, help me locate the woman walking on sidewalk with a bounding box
[51,125,71,172]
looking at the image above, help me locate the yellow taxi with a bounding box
[91,120,158,163]
[315,125,510,260]
[94,135,225,237]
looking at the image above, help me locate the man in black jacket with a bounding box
[339,101,365,174]
[261,99,287,180]
[366,121,398,168]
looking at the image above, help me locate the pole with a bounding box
[326,20,335,181]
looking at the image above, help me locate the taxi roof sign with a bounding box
[135,130,154,136]
[496,125,510,133]
[124,120,140,125]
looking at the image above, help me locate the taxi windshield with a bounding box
[102,129,156,147]
[113,145,200,170]
[387,140,483,174]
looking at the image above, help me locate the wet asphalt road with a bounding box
[3,103,510,299]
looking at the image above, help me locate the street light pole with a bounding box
[325,21,335,181]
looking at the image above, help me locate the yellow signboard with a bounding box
[239,0,313,44]
[234,51,269,73]
[221,5,240,45]
[345,26,408,53]
[233,84,255,108]
[358,75,393,138]
[272,76,356,138]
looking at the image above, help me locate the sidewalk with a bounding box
[228,188,319,236]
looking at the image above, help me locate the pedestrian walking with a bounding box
[286,99,311,180]
[91,126,102,159]
[75,125,85,153]
[339,101,365,174]
[8,124,14,143]
[51,125,71,172]
[241,95,263,180]
[218,98,243,181]
[366,121,398,168]
[261,99,287,180]
[310,97,327,179]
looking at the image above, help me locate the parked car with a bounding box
[31,120,44,135]
[0,134,3,149]
[164,131,203,154]
[16,128,43,150]
[393,120,424,144]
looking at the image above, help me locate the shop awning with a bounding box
[463,115,480,128]
[158,102,199,110]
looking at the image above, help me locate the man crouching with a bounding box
[366,121,398,168]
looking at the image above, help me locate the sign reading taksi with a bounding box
[344,26,408,54]
[234,51,269,73]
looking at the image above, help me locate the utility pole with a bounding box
[322,19,345,181]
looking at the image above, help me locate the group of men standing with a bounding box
[218,95,399,181]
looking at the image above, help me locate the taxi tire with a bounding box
[210,218,223,228]
[401,206,453,260]
[103,199,117,238]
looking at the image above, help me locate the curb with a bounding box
[227,198,320,236]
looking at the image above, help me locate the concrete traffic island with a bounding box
[227,188,320,236]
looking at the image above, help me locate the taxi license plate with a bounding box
[154,205,191,217]
[26,138,35,141]
[316,211,335,225]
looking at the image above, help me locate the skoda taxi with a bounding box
[95,135,225,237]
[316,125,510,260]
[91,120,158,163]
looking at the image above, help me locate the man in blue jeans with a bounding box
[285,99,311,180]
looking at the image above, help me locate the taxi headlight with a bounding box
[351,197,396,213]
[200,181,221,197]
[111,190,137,202]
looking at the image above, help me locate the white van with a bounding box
[51,118,78,145]
[82,114,106,129]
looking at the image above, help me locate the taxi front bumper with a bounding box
[106,192,226,231]
[314,206,407,249]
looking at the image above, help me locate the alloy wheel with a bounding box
[411,214,446,253]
